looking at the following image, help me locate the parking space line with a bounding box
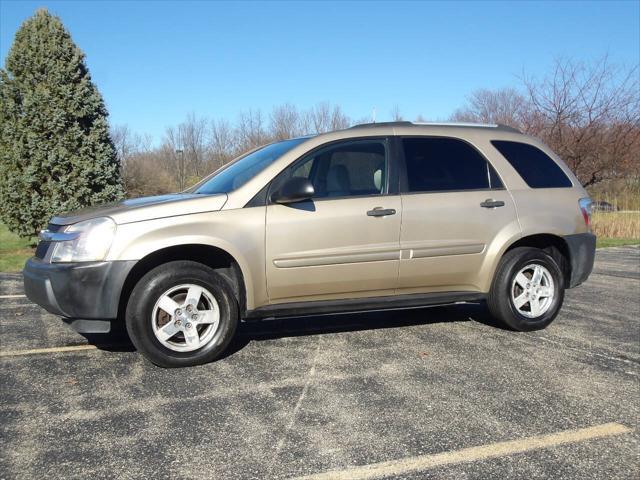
[0,294,26,299]
[293,422,631,480]
[0,344,97,357]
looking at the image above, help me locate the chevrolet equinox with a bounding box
[24,122,596,367]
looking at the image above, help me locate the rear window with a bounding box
[491,141,572,188]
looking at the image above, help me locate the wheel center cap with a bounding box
[176,306,198,323]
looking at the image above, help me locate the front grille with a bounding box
[34,223,64,259]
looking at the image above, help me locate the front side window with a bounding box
[275,139,388,199]
[491,140,572,188]
[402,137,503,193]
[194,137,307,194]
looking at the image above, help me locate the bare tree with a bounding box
[270,103,302,140]
[124,150,177,197]
[162,126,187,190]
[451,88,530,129]
[110,124,153,195]
[305,102,331,133]
[450,57,639,186]
[110,124,131,164]
[236,109,268,151]
[329,104,350,131]
[348,116,370,128]
[305,102,351,133]
[110,124,151,165]
[209,118,237,169]
[180,113,208,179]
[390,105,403,121]
[523,56,640,186]
[161,113,208,190]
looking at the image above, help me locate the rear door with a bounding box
[265,138,402,303]
[397,136,519,293]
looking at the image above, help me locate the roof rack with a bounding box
[350,121,521,133]
[349,121,414,129]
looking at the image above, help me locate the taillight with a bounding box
[579,198,592,229]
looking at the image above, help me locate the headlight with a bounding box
[51,217,116,263]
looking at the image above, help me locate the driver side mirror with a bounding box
[271,177,315,204]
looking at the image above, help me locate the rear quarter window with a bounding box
[491,140,573,188]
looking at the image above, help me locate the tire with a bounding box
[487,247,565,331]
[125,260,238,367]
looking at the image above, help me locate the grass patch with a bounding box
[591,211,639,248]
[0,223,35,272]
[587,179,640,211]
[592,211,640,239]
[596,237,640,248]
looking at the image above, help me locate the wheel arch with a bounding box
[117,244,248,323]
[503,233,572,286]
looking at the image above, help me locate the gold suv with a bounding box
[24,122,596,367]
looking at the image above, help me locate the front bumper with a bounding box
[23,258,136,332]
[565,232,596,288]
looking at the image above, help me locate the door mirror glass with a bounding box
[271,177,315,204]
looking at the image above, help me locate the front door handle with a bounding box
[480,199,505,208]
[367,207,396,217]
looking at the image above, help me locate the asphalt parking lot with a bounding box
[1,247,638,480]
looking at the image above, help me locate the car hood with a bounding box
[51,193,228,226]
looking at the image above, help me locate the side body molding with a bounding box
[273,244,400,268]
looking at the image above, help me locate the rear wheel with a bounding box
[126,261,238,367]
[488,247,565,331]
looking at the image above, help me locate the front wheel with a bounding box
[126,261,238,367]
[488,247,565,331]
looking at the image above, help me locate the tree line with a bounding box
[2,9,638,238]
[452,56,639,188]
[111,102,354,197]
[116,55,639,198]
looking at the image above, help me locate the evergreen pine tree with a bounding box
[0,9,124,238]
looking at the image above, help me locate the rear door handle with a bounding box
[480,199,505,208]
[367,207,396,217]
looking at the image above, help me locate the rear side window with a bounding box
[402,137,503,193]
[491,140,572,188]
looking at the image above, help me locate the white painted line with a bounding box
[293,422,631,480]
[0,344,98,357]
[0,294,27,299]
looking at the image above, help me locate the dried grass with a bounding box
[592,212,640,239]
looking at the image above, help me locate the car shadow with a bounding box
[222,301,507,359]
[81,330,136,352]
[81,301,508,357]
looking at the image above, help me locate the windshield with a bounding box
[193,138,308,194]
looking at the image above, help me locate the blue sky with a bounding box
[1,0,638,143]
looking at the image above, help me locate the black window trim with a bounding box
[245,136,399,207]
[397,135,507,195]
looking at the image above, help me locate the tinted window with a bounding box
[402,138,501,192]
[194,138,307,194]
[274,140,387,199]
[491,140,572,188]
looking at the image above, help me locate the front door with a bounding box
[265,138,402,303]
